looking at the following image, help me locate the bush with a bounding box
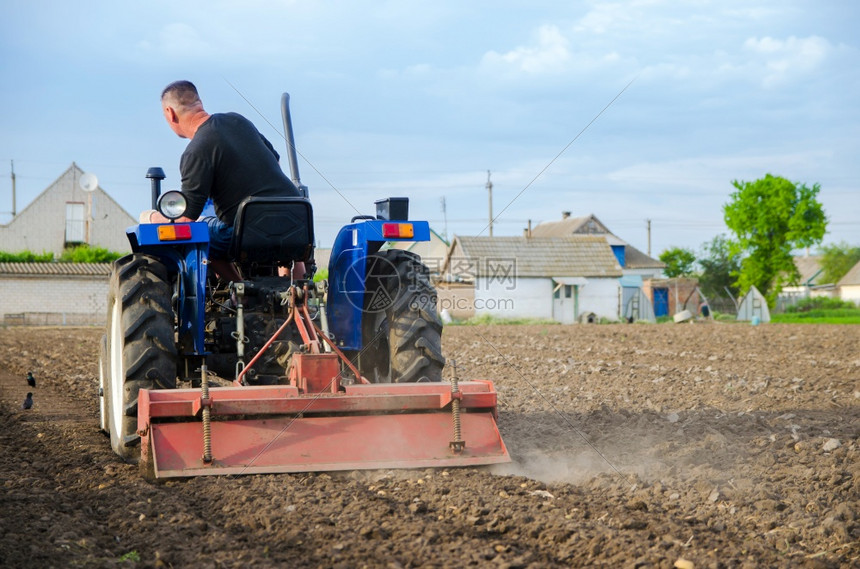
[59,245,124,263]
[0,250,54,262]
[0,246,124,263]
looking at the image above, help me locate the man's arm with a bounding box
[179,148,215,220]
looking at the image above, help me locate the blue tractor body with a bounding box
[98,92,509,478]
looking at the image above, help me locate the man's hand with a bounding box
[140,209,195,224]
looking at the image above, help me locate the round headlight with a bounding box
[157,191,188,220]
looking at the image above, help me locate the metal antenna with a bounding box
[486,170,493,237]
[440,196,448,241]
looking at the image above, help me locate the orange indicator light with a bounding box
[382,223,414,239]
[157,224,193,241]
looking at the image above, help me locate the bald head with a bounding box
[161,80,209,139]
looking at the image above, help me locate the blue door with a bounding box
[653,288,669,317]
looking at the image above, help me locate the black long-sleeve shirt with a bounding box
[180,112,300,223]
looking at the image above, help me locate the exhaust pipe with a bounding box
[146,167,166,209]
[281,93,308,198]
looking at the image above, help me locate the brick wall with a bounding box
[0,274,109,326]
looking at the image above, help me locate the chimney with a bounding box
[562,211,571,219]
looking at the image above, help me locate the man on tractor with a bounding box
[145,80,304,281]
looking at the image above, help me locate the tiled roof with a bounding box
[530,213,663,269]
[624,243,665,269]
[0,263,112,276]
[793,255,824,285]
[449,236,622,278]
[837,259,860,286]
[530,215,609,237]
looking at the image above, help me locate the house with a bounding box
[775,253,853,311]
[0,163,136,256]
[0,163,137,326]
[530,212,666,319]
[529,212,664,279]
[440,235,623,323]
[837,259,860,305]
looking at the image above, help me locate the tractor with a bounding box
[98,93,508,478]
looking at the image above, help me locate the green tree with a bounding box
[818,241,860,284]
[659,247,696,278]
[697,234,741,300]
[723,174,826,306]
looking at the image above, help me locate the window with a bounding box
[66,202,85,244]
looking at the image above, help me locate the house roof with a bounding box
[446,235,622,278]
[530,213,611,237]
[0,262,112,276]
[793,255,824,285]
[530,212,663,269]
[623,243,664,269]
[837,259,860,286]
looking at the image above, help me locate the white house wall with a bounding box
[474,277,550,319]
[841,284,860,305]
[472,276,621,321]
[579,278,621,321]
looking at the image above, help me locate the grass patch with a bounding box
[771,309,860,324]
[448,314,560,326]
[772,297,860,324]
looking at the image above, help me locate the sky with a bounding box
[1,0,858,256]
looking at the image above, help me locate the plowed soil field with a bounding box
[1,323,858,568]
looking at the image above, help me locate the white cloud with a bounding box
[574,2,634,34]
[743,35,830,87]
[481,25,572,74]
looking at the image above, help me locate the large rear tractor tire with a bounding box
[361,250,445,383]
[105,254,177,462]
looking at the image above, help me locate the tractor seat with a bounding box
[228,196,314,270]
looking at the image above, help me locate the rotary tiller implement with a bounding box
[137,285,509,478]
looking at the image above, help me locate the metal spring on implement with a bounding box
[201,363,212,463]
[449,360,464,453]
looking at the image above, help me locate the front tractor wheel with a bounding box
[105,254,177,462]
[361,250,445,383]
[98,334,109,434]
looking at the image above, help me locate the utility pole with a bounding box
[486,170,493,237]
[440,196,448,241]
[646,218,651,257]
[10,160,16,218]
